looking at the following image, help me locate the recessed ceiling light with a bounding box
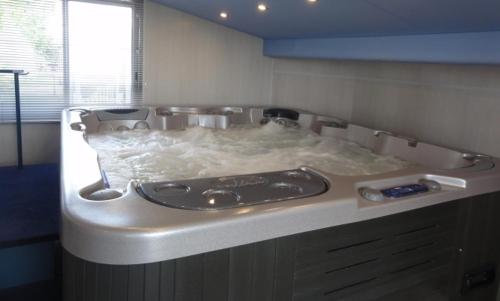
[219,11,228,19]
[257,3,268,12]
[307,0,318,3]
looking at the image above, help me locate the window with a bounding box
[0,0,64,121]
[67,1,142,105]
[0,0,143,122]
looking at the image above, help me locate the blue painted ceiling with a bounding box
[153,0,500,39]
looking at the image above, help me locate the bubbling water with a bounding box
[87,122,413,189]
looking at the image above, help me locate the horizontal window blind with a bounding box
[0,0,65,121]
[0,0,143,122]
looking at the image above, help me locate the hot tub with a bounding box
[61,106,500,301]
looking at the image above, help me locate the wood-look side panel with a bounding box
[203,249,230,301]
[144,263,161,301]
[273,236,298,301]
[110,265,128,301]
[174,255,204,301]
[292,201,459,301]
[452,193,500,300]
[63,249,77,301]
[159,261,175,301]
[62,192,500,301]
[74,253,85,301]
[83,261,97,301]
[251,239,277,301]
[228,244,255,301]
[95,264,112,301]
[128,264,145,301]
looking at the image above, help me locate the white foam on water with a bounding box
[88,122,414,189]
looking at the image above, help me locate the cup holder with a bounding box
[202,189,241,207]
[85,189,123,201]
[154,183,191,197]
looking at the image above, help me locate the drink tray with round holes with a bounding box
[137,169,328,210]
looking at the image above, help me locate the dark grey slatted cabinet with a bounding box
[63,192,500,301]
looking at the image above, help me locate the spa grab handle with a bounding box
[373,130,393,137]
[374,130,418,147]
[463,153,491,161]
[0,69,29,169]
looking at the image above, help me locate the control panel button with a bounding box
[418,179,442,192]
[359,187,385,202]
[381,184,429,198]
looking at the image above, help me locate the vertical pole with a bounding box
[62,0,70,106]
[14,72,23,169]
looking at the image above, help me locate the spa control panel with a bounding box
[137,169,328,210]
[381,184,430,198]
[359,179,441,202]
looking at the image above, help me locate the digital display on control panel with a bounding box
[381,184,429,198]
